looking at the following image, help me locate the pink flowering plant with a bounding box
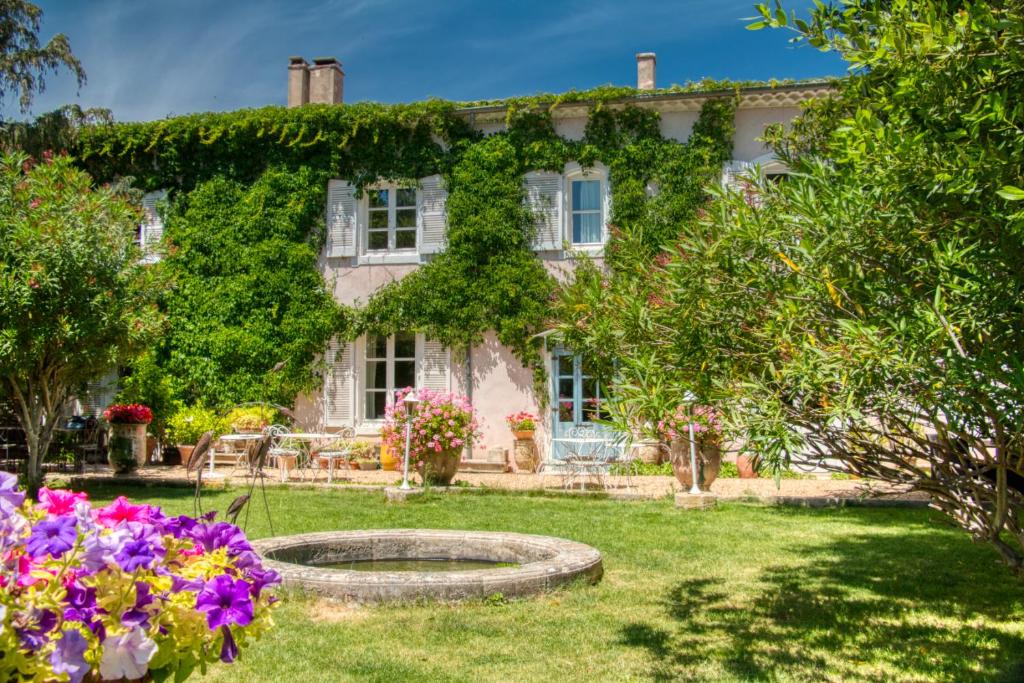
[656,405,723,445]
[102,404,153,425]
[505,412,537,432]
[0,473,280,681]
[381,387,480,467]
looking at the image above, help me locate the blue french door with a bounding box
[550,348,612,460]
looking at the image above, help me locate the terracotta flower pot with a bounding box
[635,439,664,464]
[416,448,461,486]
[357,460,378,471]
[669,439,722,491]
[512,430,535,441]
[736,454,759,479]
[177,444,195,467]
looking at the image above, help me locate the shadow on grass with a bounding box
[619,524,1024,681]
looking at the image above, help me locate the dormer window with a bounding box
[367,186,417,252]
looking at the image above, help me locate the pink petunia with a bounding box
[95,497,152,527]
[36,487,88,516]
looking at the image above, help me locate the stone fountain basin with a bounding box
[252,529,603,603]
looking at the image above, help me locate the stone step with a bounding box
[460,460,507,473]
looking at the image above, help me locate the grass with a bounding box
[84,483,1024,682]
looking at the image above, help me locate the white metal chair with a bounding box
[265,424,300,480]
[560,426,618,491]
[309,427,355,483]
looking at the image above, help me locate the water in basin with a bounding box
[319,558,519,572]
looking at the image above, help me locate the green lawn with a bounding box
[85,483,1024,682]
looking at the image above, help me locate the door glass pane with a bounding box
[394,332,415,358]
[367,335,387,359]
[365,360,386,389]
[558,378,574,400]
[368,230,388,250]
[394,360,415,390]
[556,356,573,378]
[368,189,389,208]
[366,391,386,420]
[395,229,416,249]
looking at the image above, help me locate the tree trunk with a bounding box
[6,375,65,499]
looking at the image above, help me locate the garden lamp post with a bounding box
[684,392,701,495]
[400,390,420,490]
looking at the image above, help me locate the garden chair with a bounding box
[310,427,356,483]
[265,424,300,480]
[560,426,617,491]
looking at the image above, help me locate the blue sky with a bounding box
[5,0,846,122]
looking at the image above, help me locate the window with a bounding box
[554,353,608,426]
[366,186,417,252]
[363,332,416,420]
[570,179,602,245]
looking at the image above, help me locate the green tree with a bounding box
[0,0,85,112]
[0,152,163,494]
[558,0,1024,574]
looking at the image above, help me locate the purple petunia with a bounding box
[114,539,156,572]
[245,566,282,599]
[26,516,77,559]
[99,627,157,681]
[187,522,252,556]
[18,608,57,650]
[50,629,89,683]
[80,528,129,572]
[195,575,254,630]
[0,471,25,517]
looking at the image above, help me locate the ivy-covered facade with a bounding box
[66,77,828,461]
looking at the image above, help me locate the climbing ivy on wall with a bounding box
[17,86,739,409]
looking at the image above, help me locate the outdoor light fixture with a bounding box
[399,390,420,490]
[683,391,701,495]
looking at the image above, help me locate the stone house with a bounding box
[273,54,829,465]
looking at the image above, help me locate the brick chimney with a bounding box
[287,56,309,107]
[636,52,656,90]
[309,57,344,104]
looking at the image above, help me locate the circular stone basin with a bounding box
[252,529,603,603]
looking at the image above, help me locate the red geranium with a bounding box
[103,403,153,424]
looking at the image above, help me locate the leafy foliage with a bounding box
[0,0,84,112]
[561,0,1024,575]
[0,152,163,492]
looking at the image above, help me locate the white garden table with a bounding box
[550,437,617,491]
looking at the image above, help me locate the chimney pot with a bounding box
[636,52,656,90]
[287,57,309,107]
[308,56,344,105]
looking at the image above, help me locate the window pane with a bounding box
[369,210,389,229]
[367,335,387,359]
[572,213,602,244]
[368,189,388,208]
[365,360,386,389]
[395,229,416,250]
[396,188,416,207]
[582,376,598,401]
[394,332,415,359]
[396,208,416,228]
[368,230,388,250]
[558,401,574,422]
[394,360,415,390]
[558,378,574,400]
[556,356,573,378]
[572,180,600,211]
[366,391,386,420]
[583,397,602,422]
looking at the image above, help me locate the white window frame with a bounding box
[563,162,610,254]
[359,332,418,427]
[360,183,419,259]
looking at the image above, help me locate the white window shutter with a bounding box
[524,171,562,251]
[416,335,450,393]
[141,190,166,247]
[324,339,355,426]
[418,174,447,254]
[722,161,754,191]
[327,180,357,257]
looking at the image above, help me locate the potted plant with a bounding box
[736,453,759,479]
[506,411,537,440]
[103,403,153,468]
[167,405,223,466]
[0,473,280,681]
[382,387,480,486]
[659,404,724,491]
[224,405,278,434]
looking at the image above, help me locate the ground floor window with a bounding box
[364,331,416,420]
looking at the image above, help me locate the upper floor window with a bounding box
[571,179,603,245]
[364,332,417,420]
[367,186,417,252]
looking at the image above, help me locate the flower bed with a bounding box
[0,473,279,681]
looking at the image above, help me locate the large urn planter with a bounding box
[669,438,722,491]
[736,454,759,479]
[513,437,539,472]
[417,449,461,486]
[177,444,196,468]
[109,422,148,468]
[380,443,400,471]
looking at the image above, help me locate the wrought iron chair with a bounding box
[265,424,299,479]
[309,426,356,482]
[560,426,618,491]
